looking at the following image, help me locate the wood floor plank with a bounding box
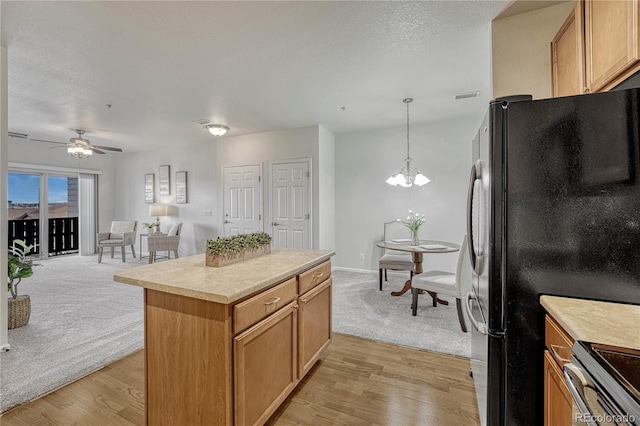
[0,334,479,425]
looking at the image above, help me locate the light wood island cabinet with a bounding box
[114,248,334,426]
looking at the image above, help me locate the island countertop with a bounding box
[114,248,334,304]
[540,295,640,350]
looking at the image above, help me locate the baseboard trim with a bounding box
[332,266,376,274]
[331,266,412,279]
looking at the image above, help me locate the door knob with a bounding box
[271,222,281,226]
[224,220,231,224]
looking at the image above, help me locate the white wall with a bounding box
[113,125,332,255]
[1,46,9,350]
[114,140,218,256]
[217,126,325,249]
[335,117,477,272]
[318,125,335,250]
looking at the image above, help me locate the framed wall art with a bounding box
[144,173,155,204]
[159,165,170,196]
[176,171,188,204]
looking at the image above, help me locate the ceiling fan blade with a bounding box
[90,147,106,154]
[30,138,67,145]
[93,145,123,152]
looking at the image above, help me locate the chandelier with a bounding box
[386,98,430,187]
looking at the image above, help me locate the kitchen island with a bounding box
[114,248,334,426]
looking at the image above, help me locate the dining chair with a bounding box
[97,221,138,263]
[147,222,182,264]
[410,235,470,332]
[378,220,414,291]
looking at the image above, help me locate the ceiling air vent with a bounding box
[454,91,480,100]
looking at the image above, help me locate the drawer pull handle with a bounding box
[312,272,324,279]
[265,297,280,307]
[550,344,571,364]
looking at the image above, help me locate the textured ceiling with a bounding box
[1,1,513,153]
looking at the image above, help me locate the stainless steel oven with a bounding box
[564,342,640,426]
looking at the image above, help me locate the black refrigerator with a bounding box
[466,88,640,426]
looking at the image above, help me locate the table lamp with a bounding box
[149,204,165,231]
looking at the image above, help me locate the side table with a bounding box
[140,232,167,261]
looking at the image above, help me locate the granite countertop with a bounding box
[540,295,640,350]
[114,248,334,304]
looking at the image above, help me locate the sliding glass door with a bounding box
[47,175,79,256]
[8,173,41,254]
[8,172,80,257]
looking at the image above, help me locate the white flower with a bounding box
[408,210,413,214]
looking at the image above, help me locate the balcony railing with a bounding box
[8,217,79,256]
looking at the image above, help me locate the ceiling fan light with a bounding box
[206,124,229,136]
[83,147,93,156]
[386,175,398,186]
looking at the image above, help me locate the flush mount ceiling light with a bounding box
[206,124,229,136]
[386,98,430,187]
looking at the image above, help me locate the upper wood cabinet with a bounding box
[551,2,585,97]
[585,0,640,92]
[552,0,640,96]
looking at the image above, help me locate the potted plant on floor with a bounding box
[7,240,38,329]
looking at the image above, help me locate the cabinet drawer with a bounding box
[299,261,331,295]
[234,277,297,334]
[545,315,574,367]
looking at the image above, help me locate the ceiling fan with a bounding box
[10,129,123,158]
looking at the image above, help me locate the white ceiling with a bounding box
[1,1,515,153]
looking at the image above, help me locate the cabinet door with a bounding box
[298,278,332,378]
[234,302,298,426]
[544,350,573,426]
[551,2,585,97]
[585,0,640,92]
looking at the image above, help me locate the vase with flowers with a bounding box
[143,222,160,234]
[398,210,426,246]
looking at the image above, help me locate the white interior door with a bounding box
[270,160,310,248]
[222,164,262,236]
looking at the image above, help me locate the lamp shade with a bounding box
[149,204,165,217]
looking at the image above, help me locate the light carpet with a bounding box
[0,254,146,413]
[331,269,471,358]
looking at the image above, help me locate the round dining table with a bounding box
[376,239,460,304]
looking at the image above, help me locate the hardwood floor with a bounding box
[0,334,479,425]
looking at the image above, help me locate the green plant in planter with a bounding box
[7,239,38,299]
[142,222,160,231]
[206,232,272,260]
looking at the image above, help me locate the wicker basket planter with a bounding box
[8,295,31,329]
[206,244,271,268]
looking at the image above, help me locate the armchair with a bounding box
[97,221,138,263]
[147,222,182,264]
